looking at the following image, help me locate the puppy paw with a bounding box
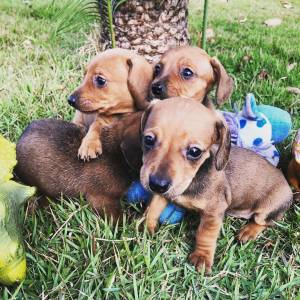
[237,223,265,243]
[144,206,159,234]
[78,138,102,161]
[147,224,157,234]
[189,251,212,274]
[146,219,158,234]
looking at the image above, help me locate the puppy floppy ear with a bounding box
[210,57,234,106]
[127,57,153,110]
[140,99,160,133]
[120,117,143,171]
[214,120,231,170]
[121,101,159,170]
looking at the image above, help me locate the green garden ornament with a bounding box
[0,135,36,285]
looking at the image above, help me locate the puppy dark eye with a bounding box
[154,64,162,77]
[94,75,106,87]
[144,134,156,148]
[181,68,194,80]
[186,146,202,160]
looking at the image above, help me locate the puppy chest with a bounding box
[173,195,208,211]
[82,113,98,127]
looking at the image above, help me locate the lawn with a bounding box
[0,0,300,299]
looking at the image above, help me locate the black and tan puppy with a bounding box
[150,46,234,106]
[15,113,142,220]
[141,98,292,273]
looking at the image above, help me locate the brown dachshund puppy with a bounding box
[15,113,142,220]
[68,48,152,161]
[287,129,300,197]
[140,98,292,273]
[150,46,234,106]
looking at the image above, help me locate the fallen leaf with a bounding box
[286,86,300,94]
[57,85,65,91]
[242,54,252,62]
[237,54,252,71]
[264,241,274,248]
[258,69,269,80]
[281,2,293,9]
[22,39,33,50]
[206,28,215,41]
[197,28,215,47]
[238,16,247,23]
[287,62,297,72]
[23,0,32,7]
[264,18,282,27]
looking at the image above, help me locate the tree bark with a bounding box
[109,0,190,60]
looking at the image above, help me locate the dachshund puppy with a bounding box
[15,113,142,220]
[68,48,152,161]
[287,129,300,197]
[150,46,234,106]
[140,98,292,273]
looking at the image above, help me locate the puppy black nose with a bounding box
[68,94,77,107]
[151,82,164,97]
[149,175,171,194]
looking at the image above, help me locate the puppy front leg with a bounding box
[78,118,103,161]
[146,195,168,234]
[189,213,223,273]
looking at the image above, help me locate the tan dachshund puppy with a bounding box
[150,46,234,106]
[287,129,300,197]
[16,113,142,220]
[140,98,292,273]
[68,48,152,161]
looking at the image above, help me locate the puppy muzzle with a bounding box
[151,81,167,99]
[67,93,79,108]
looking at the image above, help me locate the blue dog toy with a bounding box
[126,180,186,224]
[126,93,292,224]
[223,93,292,166]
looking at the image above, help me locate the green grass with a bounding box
[1,0,300,299]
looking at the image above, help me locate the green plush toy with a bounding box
[0,135,36,285]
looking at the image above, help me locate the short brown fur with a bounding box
[150,46,234,106]
[15,113,142,220]
[141,98,292,273]
[70,48,152,161]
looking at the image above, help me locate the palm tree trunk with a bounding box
[112,0,190,60]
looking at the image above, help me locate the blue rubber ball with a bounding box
[159,203,186,224]
[126,181,152,204]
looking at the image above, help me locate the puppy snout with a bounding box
[149,174,171,194]
[67,93,78,107]
[151,82,165,98]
